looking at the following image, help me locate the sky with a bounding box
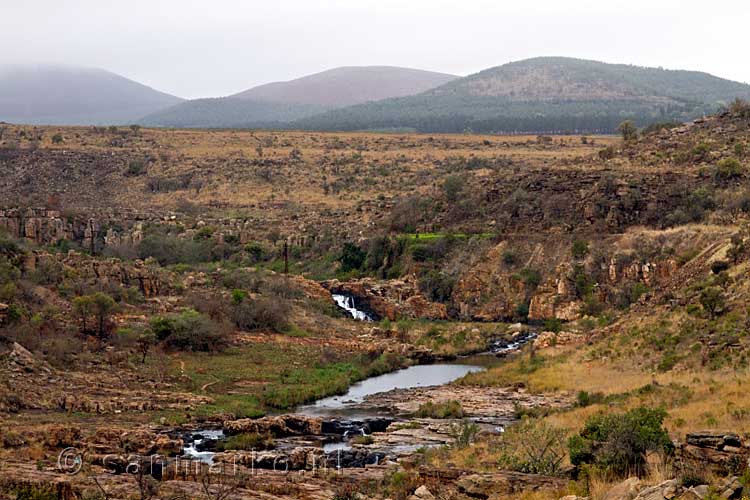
[1,0,749,99]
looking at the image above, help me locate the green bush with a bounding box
[572,240,589,260]
[716,158,743,180]
[568,407,673,477]
[339,242,366,272]
[217,432,274,451]
[519,268,542,288]
[150,309,230,351]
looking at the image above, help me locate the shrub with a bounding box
[51,134,64,144]
[699,287,725,318]
[442,174,465,202]
[418,270,454,303]
[231,296,290,333]
[571,240,590,260]
[502,250,517,266]
[617,120,638,142]
[150,309,230,351]
[415,400,464,418]
[217,432,274,451]
[125,160,146,176]
[496,419,567,476]
[449,420,480,448]
[716,158,743,180]
[519,268,542,288]
[568,407,673,477]
[339,242,366,272]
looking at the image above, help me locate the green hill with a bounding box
[291,57,750,133]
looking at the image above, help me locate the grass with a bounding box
[173,340,407,418]
[415,400,464,419]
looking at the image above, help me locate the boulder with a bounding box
[223,415,323,437]
[604,477,642,500]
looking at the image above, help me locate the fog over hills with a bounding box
[0,65,183,125]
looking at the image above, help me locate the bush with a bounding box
[150,309,230,351]
[571,240,590,260]
[699,286,725,318]
[418,270,454,303]
[716,158,743,180]
[125,160,146,176]
[51,134,64,144]
[217,432,275,451]
[415,400,464,418]
[231,296,290,333]
[339,242,366,272]
[617,120,638,142]
[496,419,567,476]
[568,407,673,477]
[519,268,542,288]
[442,175,465,202]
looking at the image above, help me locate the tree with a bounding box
[72,295,95,334]
[51,134,64,144]
[92,292,116,338]
[339,242,366,272]
[699,286,725,318]
[137,331,156,363]
[442,175,465,203]
[617,120,638,142]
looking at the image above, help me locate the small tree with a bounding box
[442,175,465,203]
[339,242,366,272]
[51,134,64,144]
[137,331,156,363]
[72,295,95,334]
[699,286,725,318]
[617,120,638,142]
[92,292,117,338]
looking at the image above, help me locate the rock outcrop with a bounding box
[223,415,323,437]
[677,431,750,476]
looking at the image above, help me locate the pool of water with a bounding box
[297,363,483,416]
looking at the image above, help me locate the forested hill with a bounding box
[291,57,750,133]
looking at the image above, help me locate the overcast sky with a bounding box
[1,0,748,99]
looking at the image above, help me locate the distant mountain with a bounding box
[141,66,458,128]
[232,66,459,107]
[0,65,183,125]
[292,57,750,133]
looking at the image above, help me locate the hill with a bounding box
[292,57,750,133]
[0,65,183,125]
[141,66,457,128]
[231,65,458,107]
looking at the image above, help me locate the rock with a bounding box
[604,477,642,500]
[634,480,680,500]
[324,277,447,320]
[717,476,744,499]
[679,485,709,500]
[533,331,586,349]
[413,485,435,500]
[223,415,323,437]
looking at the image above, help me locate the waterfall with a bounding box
[332,293,374,321]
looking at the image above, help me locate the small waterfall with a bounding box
[332,293,374,321]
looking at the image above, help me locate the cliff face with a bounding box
[451,229,705,322]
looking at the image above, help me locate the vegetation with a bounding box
[568,407,673,477]
[415,400,464,418]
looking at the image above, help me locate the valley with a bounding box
[1,102,750,499]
